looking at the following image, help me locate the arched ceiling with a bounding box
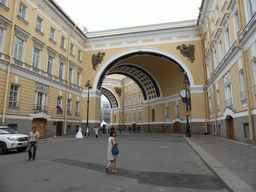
[101,87,118,108]
[98,51,186,101]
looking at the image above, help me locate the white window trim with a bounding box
[0,16,11,53]
[50,27,56,41]
[18,2,28,21]
[244,0,256,23]
[9,84,20,108]
[36,16,43,32]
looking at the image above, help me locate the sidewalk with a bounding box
[184,135,256,192]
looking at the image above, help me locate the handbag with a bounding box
[111,146,119,154]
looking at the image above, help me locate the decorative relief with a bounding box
[35,82,48,94]
[177,44,195,63]
[92,52,105,70]
[114,87,121,97]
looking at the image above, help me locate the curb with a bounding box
[183,136,255,192]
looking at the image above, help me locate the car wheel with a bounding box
[0,142,8,154]
[17,147,27,152]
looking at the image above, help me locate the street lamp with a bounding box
[85,79,92,136]
[179,73,191,137]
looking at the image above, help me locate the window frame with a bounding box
[9,84,20,108]
[36,16,43,32]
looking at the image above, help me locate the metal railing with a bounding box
[225,98,233,108]
[33,104,47,112]
[241,91,247,102]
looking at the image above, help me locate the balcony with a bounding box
[33,104,47,112]
[225,98,232,108]
[241,91,247,102]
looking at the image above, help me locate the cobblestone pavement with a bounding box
[187,135,256,191]
[0,133,231,192]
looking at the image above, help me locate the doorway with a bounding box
[174,122,181,133]
[32,118,46,138]
[56,122,63,136]
[228,117,235,139]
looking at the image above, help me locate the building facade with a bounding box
[0,0,255,143]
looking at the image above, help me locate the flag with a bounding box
[56,105,63,113]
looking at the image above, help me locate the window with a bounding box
[76,102,79,116]
[36,16,43,32]
[77,72,81,86]
[9,85,19,107]
[57,97,62,114]
[47,55,54,74]
[244,123,250,138]
[240,71,246,101]
[209,97,212,114]
[213,49,218,69]
[129,85,131,92]
[78,50,82,61]
[133,83,135,90]
[138,93,141,104]
[133,94,136,105]
[32,47,40,68]
[166,107,169,119]
[139,112,141,121]
[225,84,232,107]
[152,109,155,122]
[216,5,220,21]
[67,99,71,115]
[18,2,27,20]
[61,36,66,49]
[8,124,18,132]
[125,114,127,122]
[125,97,127,107]
[134,112,136,121]
[129,96,131,106]
[34,92,48,111]
[14,37,24,60]
[245,0,256,22]
[69,67,73,83]
[125,87,127,93]
[218,40,224,61]
[175,103,179,118]
[217,90,221,112]
[129,113,131,122]
[50,27,56,41]
[1,0,6,5]
[59,62,64,79]
[233,10,240,38]
[224,27,231,52]
[211,19,215,33]
[206,62,210,79]
[0,27,3,47]
[70,43,74,55]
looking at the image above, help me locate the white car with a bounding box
[0,126,28,154]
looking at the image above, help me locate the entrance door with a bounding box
[56,122,63,136]
[32,118,46,138]
[174,122,181,133]
[229,117,235,139]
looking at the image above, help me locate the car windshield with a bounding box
[0,128,15,134]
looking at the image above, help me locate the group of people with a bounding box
[75,127,100,139]
[128,126,141,134]
[26,126,120,174]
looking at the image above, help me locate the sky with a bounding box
[55,0,203,105]
[55,0,203,32]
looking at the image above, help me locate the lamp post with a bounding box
[183,74,191,137]
[85,79,92,136]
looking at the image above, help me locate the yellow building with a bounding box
[0,0,255,143]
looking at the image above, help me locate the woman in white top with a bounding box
[75,127,83,139]
[106,130,119,173]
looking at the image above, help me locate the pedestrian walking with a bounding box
[86,127,89,138]
[75,127,83,138]
[119,126,122,135]
[106,130,119,173]
[128,126,131,134]
[93,127,99,140]
[133,126,136,134]
[27,127,39,161]
[138,126,141,133]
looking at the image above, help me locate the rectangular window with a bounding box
[133,83,135,90]
[76,102,79,116]
[70,43,74,55]
[32,47,40,68]
[77,72,81,86]
[175,104,179,118]
[61,36,66,49]
[57,97,62,114]
[218,40,224,61]
[9,85,19,107]
[14,37,24,60]
[233,10,240,37]
[166,107,169,119]
[209,97,212,114]
[129,113,131,122]
[152,109,155,122]
[133,94,136,105]
[213,49,218,69]
[18,2,27,19]
[36,16,43,31]
[125,87,127,93]
[217,90,221,112]
[67,99,71,115]
[34,91,47,111]
[211,19,215,33]
[244,123,250,138]
[59,62,64,79]
[129,96,131,106]
[216,5,219,20]
[47,55,54,74]
[129,85,131,92]
[125,97,127,107]
[139,112,141,121]
[1,0,6,5]
[138,93,141,104]
[50,27,56,41]
[78,50,82,61]
[134,112,136,121]
[125,114,127,122]
[0,27,3,46]
[240,71,246,101]
[69,67,73,83]
[225,27,231,52]
[225,84,232,107]
[246,0,256,21]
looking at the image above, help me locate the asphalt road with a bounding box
[0,133,230,192]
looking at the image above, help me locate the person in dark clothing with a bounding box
[138,126,141,133]
[128,126,131,134]
[133,126,136,134]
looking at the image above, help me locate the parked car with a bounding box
[0,126,28,154]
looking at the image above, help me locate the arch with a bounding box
[101,86,120,109]
[93,48,195,97]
